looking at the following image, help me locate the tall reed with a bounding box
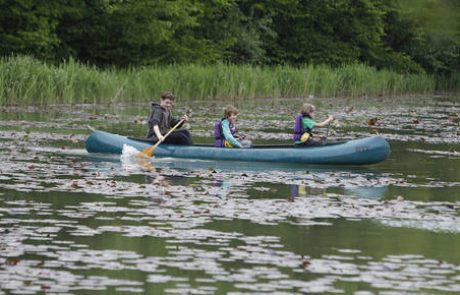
[0,55,452,106]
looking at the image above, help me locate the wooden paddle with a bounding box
[323,119,339,142]
[140,118,185,157]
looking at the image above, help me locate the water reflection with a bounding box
[212,180,232,199]
[344,186,388,199]
[289,184,388,201]
[289,184,324,201]
[145,173,170,186]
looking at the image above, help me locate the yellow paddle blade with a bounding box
[141,145,155,157]
[136,154,155,171]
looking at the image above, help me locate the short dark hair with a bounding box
[161,91,174,100]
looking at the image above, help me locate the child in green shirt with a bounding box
[293,103,334,146]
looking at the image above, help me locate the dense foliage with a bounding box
[0,56,435,105]
[0,0,459,76]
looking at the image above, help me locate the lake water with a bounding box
[1,96,459,294]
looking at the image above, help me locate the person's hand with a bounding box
[180,114,189,122]
[327,115,334,123]
[240,139,252,148]
[157,134,165,142]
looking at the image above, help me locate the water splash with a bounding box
[120,144,154,172]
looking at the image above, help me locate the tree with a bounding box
[55,0,206,66]
[389,0,460,75]
[266,0,389,66]
[0,0,59,60]
[1,0,458,75]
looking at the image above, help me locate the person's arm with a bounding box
[315,115,334,128]
[148,108,165,141]
[148,108,163,127]
[171,114,189,128]
[153,125,164,142]
[221,120,242,148]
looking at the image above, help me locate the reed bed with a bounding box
[0,55,449,106]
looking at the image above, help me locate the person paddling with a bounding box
[293,103,333,146]
[147,91,192,145]
[214,105,242,148]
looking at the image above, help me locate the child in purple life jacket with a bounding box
[293,103,334,146]
[214,105,242,148]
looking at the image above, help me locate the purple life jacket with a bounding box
[214,119,236,147]
[293,114,312,141]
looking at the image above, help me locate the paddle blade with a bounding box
[141,146,155,157]
[136,155,155,171]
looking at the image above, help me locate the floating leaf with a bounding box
[367,117,379,125]
[345,106,354,113]
[6,258,20,265]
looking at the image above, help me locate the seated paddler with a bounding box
[214,105,242,148]
[293,103,334,146]
[147,91,192,145]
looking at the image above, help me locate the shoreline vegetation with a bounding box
[1,56,457,106]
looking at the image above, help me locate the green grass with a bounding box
[0,55,454,106]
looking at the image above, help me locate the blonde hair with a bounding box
[224,105,239,117]
[300,103,315,115]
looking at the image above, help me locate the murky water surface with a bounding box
[1,97,460,294]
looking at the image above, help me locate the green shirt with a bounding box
[302,117,316,130]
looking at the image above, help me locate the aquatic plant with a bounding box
[0,55,449,106]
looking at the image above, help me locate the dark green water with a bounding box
[0,97,459,294]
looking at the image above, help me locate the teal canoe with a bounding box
[85,130,390,165]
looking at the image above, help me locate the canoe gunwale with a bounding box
[126,136,347,149]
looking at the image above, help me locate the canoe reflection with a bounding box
[289,184,388,200]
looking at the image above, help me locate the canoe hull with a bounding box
[85,130,390,165]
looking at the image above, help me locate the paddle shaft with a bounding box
[142,119,185,156]
[156,119,184,145]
